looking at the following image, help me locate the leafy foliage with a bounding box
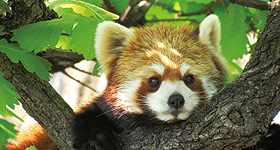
[0,0,7,13]
[0,119,18,147]
[0,71,22,147]
[0,39,52,81]
[11,15,76,54]
[69,17,98,60]
[215,3,249,61]
[48,0,118,20]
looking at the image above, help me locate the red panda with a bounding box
[5,14,230,150]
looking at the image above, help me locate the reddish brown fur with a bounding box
[5,100,95,150]
[5,125,59,150]
[110,24,223,89]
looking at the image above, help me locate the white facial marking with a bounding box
[170,48,182,57]
[149,64,165,75]
[180,63,191,76]
[156,42,165,48]
[146,81,200,122]
[201,77,217,97]
[117,79,143,113]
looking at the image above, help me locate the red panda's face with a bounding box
[115,62,218,122]
[112,40,219,122]
[95,15,230,123]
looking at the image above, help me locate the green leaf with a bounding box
[110,0,129,13]
[146,4,176,20]
[81,0,103,6]
[0,39,52,81]
[0,71,21,118]
[56,34,73,50]
[0,0,7,10]
[11,15,77,54]
[214,3,249,61]
[173,2,181,11]
[247,7,268,31]
[0,119,18,147]
[0,25,9,36]
[25,146,38,150]
[48,0,119,21]
[227,61,243,82]
[69,17,99,60]
[53,5,78,16]
[179,2,206,14]
[92,61,100,76]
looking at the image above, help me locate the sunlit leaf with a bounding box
[0,119,18,147]
[11,15,76,54]
[214,3,249,61]
[0,71,21,118]
[48,0,119,20]
[69,17,99,60]
[92,61,100,76]
[110,0,129,13]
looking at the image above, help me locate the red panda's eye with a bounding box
[184,75,194,84]
[149,77,161,87]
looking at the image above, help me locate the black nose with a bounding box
[168,94,185,109]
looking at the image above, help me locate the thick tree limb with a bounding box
[120,6,280,150]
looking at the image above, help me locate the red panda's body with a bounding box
[6,14,230,150]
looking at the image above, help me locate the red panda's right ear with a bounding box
[95,21,134,77]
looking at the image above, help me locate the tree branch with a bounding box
[62,71,97,92]
[229,0,271,11]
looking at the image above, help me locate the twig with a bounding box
[71,65,93,76]
[63,71,97,92]
[61,33,70,36]
[146,0,177,13]
[120,0,143,22]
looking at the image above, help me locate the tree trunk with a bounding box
[1,0,280,149]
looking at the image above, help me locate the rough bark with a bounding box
[1,0,280,149]
[120,5,280,150]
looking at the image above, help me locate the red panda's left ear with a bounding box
[95,21,134,77]
[199,14,231,80]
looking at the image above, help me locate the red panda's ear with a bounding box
[199,14,231,80]
[95,21,134,77]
